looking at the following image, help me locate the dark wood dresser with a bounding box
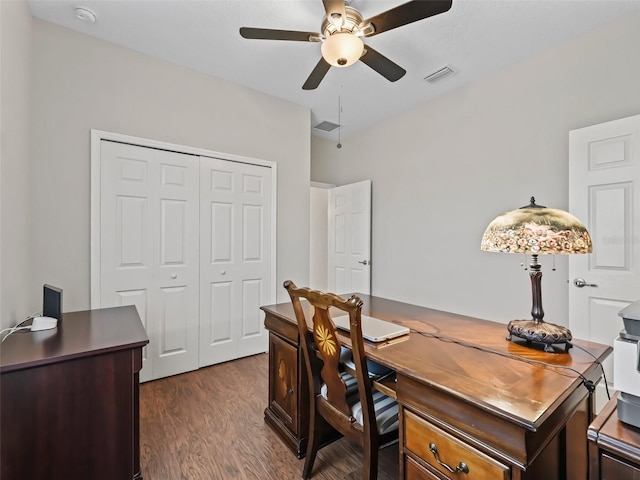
[588,391,640,479]
[0,306,149,480]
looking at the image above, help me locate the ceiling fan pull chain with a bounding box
[337,94,342,149]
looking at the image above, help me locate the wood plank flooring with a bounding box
[139,353,399,479]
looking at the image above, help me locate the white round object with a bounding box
[321,32,363,67]
[75,7,97,24]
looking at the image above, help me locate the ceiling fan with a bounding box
[239,0,453,90]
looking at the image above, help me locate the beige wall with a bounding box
[310,185,331,291]
[311,10,640,326]
[1,0,33,328]
[2,8,311,326]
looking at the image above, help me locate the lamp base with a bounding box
[507,319,573,353]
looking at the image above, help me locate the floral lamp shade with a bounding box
[481,197,592,353]
[481,200,592,255]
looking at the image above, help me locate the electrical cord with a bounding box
[0,311,41,342]
[410,328,599,393]
[1,326,32,342]
[567,341,611,400]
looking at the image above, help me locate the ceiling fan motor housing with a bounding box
[321,6,365,35]
[320,6,367,67]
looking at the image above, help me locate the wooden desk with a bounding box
[588,391,640,479]
[261,294,611,480]
[1,306,149,480]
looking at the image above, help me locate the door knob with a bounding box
[220,270,226,275]
[170,273,177,279]
[358,260,369,265]
[574,278,597,288]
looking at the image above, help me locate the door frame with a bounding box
[89,129,278,310]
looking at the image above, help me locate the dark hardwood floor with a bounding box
[139,353,399,479]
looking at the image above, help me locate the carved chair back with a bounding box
[284,280,375,441]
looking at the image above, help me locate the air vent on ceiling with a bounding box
[314,121,340,132]
[424,65,456,84]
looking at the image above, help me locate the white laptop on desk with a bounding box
[332,315,410,343]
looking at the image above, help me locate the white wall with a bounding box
[1,1,33,328]
[311,10,640,328]
[310,184,332,291]
[2,12,311,322]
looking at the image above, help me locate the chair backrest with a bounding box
[284,280,374,432]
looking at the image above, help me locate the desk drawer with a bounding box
[602,452,640,478]
[404,409,509,479]
[406,456,440,480]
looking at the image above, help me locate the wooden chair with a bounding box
[283,281,399,480]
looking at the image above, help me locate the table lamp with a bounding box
[481,197,592,352]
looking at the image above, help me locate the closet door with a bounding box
[199,157,272,366]
[99,141,200,382]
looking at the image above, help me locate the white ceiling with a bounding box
[28,0,640,141]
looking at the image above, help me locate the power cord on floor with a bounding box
[410,329,600,395]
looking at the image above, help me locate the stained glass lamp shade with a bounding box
[481,197,592,352]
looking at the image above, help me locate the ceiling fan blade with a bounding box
[240,27,320,42]
[302,58,331,90]
[359,46,406,82]
[323,0,347,24]
[361,0,452,37]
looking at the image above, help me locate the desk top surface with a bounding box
[1,305,149,373]
[262,293,612,431]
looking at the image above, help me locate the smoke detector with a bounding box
[74,6,97,24]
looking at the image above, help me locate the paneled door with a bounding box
[199,156,272,366]
[569,114,640,409]
[328,180,372,295]
[99,140,200,382]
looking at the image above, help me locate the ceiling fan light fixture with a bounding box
[321,32,363,67]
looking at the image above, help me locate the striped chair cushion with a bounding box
[321,371,358,398]
[340,346,394,378]
[352,390,399,435]
[320,372,399,435]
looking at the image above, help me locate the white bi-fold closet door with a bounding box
[199,156,273,367]
[93,135,273,382]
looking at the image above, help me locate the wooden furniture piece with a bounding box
[261,294,611,480]
[284,281,399,480]
[588,391,640,479]
[1,306,149,480]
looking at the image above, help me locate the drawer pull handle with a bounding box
[429,442,470,474]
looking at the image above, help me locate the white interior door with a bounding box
[99,140,200,382]
[328,180,372,295]
[199,156,272,366]
[569,113,640,409]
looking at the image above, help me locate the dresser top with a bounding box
[1,306,149,373]
[589,392,640,465]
